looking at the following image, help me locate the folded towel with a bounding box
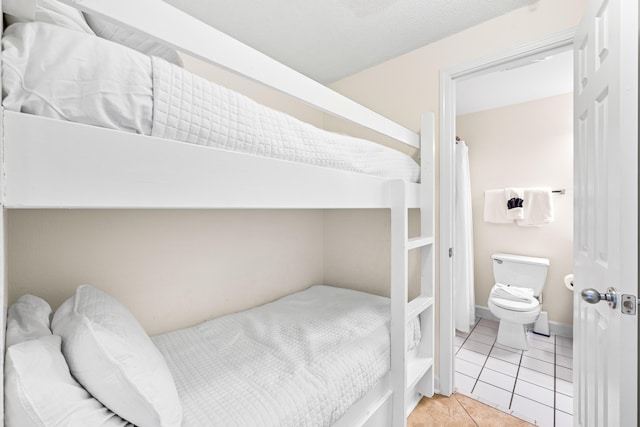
[518,187,554,226]
[484,189,512,223]
[505,188,524,220]
[491,283,535,303]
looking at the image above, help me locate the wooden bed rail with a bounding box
[61,0,421,149]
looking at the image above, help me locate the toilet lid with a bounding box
[490,295,539,312]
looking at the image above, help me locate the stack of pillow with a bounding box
[5,285,183,426]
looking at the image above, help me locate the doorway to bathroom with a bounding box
[438,30,576,425]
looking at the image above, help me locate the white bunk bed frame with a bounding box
[0,0,435,426]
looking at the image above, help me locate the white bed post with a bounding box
[416,112,435,399]
[390,112,435,426]
[0,138,6,425]
[0,0,7,420]
[390,179,409,427]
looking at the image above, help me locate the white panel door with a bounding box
[573,0,637,426]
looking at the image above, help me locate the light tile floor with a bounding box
[454,318,574,427]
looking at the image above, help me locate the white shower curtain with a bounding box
[454,141,475,333]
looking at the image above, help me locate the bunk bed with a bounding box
[0,0,436,426]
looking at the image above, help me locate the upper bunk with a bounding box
[0,0,432,210]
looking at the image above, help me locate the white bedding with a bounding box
[2,22,153,134]
[2,22,420,182]
[151,285,421,427]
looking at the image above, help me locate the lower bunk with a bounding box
[5,284,424,426]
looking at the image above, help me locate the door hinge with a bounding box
[621,294,637,315]
[449,248,453,258]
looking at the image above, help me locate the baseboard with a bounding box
[474,305,573,338]
[547,320,573,338]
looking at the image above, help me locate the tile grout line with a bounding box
[508,347,524,411]
[455,316,480,356]
[467,318,484,394]
[474,339,496,391]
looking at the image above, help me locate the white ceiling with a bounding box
[164,0,538,84]
[456,49,574,116]
[163,0,571,115]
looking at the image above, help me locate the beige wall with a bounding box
[7,208,424,335]
[324,210,391,297]
[328,0,585,128]
[457,93,574,325]
[179,53,325,127]
[7,210,324,335]
[323,209,422,300]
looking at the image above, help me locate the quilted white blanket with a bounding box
[2,23,419,182]
[150,57,420,182]
[151,285,420,427]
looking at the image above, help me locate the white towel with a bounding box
[505,188,524,220]
[518,187,554,226]
[484,189,512,223]
[491,283,534,303]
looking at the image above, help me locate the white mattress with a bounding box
[151,285,421,427]
[2,22,420,182]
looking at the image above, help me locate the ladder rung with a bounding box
[407,296,433,319]
[407,356,433,391]
[407,236,434,250]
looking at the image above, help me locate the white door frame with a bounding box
[438,28,576,395]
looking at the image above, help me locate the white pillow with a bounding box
[52,285,183,427]
[4,0,95,34]
[84,14,183,66]
[6,294,52,348]
[2,22,154,135]
[5,335,133,427]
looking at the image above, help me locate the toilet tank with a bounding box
[491,253,550,296]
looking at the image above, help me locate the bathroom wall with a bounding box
[456,93,574,326]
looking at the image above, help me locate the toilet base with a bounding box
[533,311,550,336]
[496,320,529,351]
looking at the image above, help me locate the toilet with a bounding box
[487,253,550,350]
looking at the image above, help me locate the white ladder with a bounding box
[390,112,435,427]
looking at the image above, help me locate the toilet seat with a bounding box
[488,298,541,324]
[488,284,539,312]
[490,296,539,312]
